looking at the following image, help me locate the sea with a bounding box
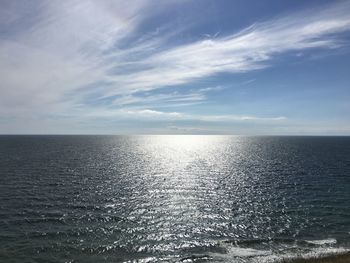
[0,135,349,263]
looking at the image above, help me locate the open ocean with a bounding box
[0,135,349,263]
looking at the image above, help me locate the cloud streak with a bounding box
[83,108,286,123]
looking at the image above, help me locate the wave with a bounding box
[273,247,350,263]
[226,246,272,257]
[206,246,350,263]
[305,238,337,245]
[201,238,350,263]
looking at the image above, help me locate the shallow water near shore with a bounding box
[0,135,349,262]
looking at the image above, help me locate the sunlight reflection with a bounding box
[124,135,239,250]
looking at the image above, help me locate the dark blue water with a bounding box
[0,135,349,262]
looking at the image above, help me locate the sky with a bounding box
[0,0,350,135]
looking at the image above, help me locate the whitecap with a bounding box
[305,238,337,245]
[226,247,271,257]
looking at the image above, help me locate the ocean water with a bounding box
[0,135,349,263]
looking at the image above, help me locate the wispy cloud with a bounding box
[98,1,350,116]
[112,91,206,107]
[108,2,350,94]
[196,115,287,122]
[85,1,350,107]
[0,0,181,115]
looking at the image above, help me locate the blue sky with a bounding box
[0,0,350,135]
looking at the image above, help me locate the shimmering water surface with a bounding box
[0,136,349,262]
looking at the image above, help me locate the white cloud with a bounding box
[80,108,183,120]
[197,115,287,122]
[0,0,180,116]
[122,109,183,119]
[112,91,206,107]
